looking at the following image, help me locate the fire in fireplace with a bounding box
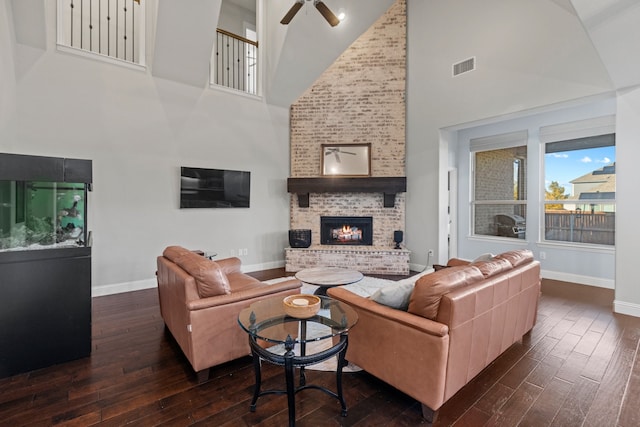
[320,216,373,245]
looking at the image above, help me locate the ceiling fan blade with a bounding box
[281,1,304,25]
[315,1,340,27]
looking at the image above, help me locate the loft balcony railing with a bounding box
[213,29,258,96]
[57,0,145,67]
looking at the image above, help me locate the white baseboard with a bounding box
[92,278,157,297]
[91,260,287,298]
[242,260,285,273]
[540,269,614,289]
[613,300,640,318]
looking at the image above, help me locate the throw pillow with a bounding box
[370,281,416,311]
[472,252,495,262]
[408,265,484,320]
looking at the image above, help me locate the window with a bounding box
[471,131,528,239]
[244,26,258,95]
[543,134,615,245]
[211,0,259,95]
[57,0,145,67]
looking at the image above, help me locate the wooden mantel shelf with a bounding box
[287,177,407,208]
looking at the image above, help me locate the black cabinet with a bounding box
[0,248,91,378]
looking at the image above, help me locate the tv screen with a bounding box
[180,167,250,208]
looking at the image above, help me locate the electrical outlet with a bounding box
[428,249,434,257]
[540,251,546,260]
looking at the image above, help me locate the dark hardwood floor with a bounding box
[1,269,639,426]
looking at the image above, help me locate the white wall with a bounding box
[218,0,256,36]
[0,14,291,296]
[615,86,640,316]
[0,1,16,133]
[4,0,640,314]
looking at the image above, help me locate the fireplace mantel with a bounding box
[287,177,406,208]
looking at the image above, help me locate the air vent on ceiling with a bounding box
[452,57,476,76]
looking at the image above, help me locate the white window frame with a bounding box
[540,116,616,247]
[470,130,529,239]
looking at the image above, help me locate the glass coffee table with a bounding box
[238,295,358,427]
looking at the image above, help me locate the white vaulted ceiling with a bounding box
[5,0,638,108]
[571,0,640,89]
[263,0,637,108]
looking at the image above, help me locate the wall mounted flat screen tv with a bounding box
[180,167,250,208]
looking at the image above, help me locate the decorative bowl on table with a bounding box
[283,294,321,319]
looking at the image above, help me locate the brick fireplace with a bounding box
[285,0,408,275]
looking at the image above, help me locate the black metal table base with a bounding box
[248,333,349,427]
[313,286,330,296]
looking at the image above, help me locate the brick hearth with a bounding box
[285,247,410,275]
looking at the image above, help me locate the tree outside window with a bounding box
[544,134,615,245]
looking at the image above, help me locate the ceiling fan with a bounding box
[325,147,356,163]
[281,0,340,27]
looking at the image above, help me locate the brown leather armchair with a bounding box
[156,246,301,381]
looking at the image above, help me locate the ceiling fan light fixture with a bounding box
[280,0,340,27]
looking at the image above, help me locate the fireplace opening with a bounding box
[320,216,373,245]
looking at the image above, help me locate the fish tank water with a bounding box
[0,180,88,252]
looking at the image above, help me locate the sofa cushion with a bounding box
[162,245,192,263]
[172,252,231,298]
[446,258,471,267]
[494,249,534,267]
[470,258,512,278]
[408,265,484,320]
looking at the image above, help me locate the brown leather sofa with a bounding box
[328,249,540,424]
[156,246,301,381]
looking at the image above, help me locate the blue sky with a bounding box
[544,146,615,196]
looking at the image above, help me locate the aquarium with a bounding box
[0,180,88,252]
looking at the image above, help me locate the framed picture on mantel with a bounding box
[321,143,371,177]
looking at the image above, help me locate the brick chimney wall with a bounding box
[289,0,407,252]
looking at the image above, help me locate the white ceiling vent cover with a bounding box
[453,57,476,76]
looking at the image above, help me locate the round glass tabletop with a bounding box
[238,295,358,346]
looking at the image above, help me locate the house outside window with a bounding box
[471,131,528,239]
[543,133,615,246]
[56,0,146,68]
